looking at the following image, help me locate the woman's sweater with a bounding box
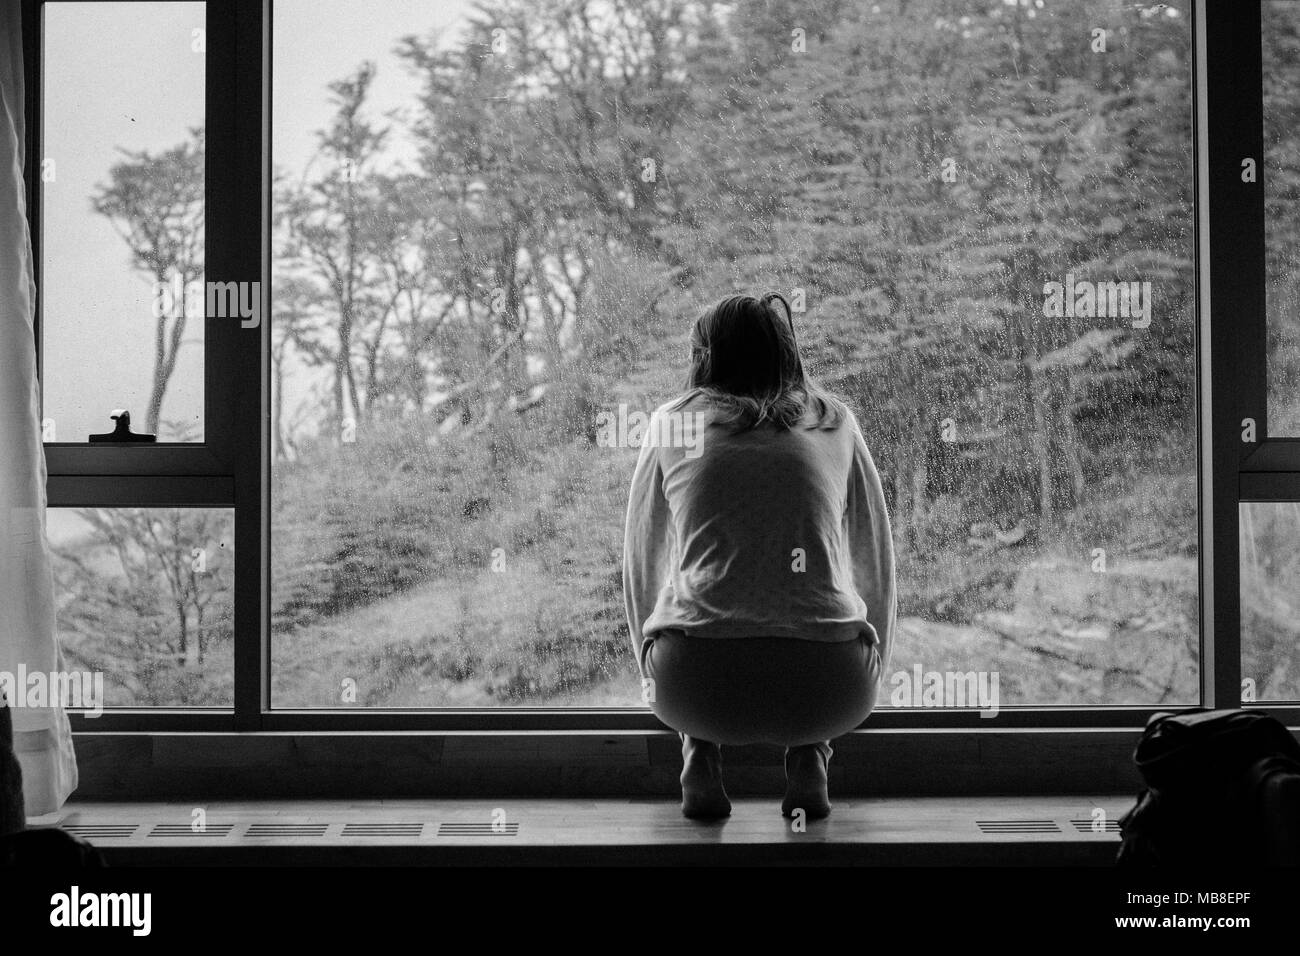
[622,393,896,662]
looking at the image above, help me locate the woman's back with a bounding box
[660,395,857,629]
[625,392,894,651]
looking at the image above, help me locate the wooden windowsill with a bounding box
[44,795,1128,866]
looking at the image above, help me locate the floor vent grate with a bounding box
[1069,818,1122,834]
[340,823,426,838]
[147,824,235,838]
[436,822,520,837]
[246,823,330,838]
[975,819,1061,834]
[63,824,139,839]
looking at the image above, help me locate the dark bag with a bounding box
[1118,708,1300,866]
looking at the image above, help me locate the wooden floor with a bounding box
[42,795,1130,865]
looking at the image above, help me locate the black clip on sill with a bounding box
[88,410,156,443]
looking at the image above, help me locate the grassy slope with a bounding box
[270,302,692,708]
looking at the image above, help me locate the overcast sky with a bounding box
[41,0,472,445]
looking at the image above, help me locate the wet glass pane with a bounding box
[271,0,1196,708]
[41,2,206,444]
[1240,502,1300,703]
[1264,0,1300,436]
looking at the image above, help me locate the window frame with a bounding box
[1226,0,1300,710]
[22,0,1300,748]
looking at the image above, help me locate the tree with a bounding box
[71,509,231,668]
[279,63,393,441]
[92,128,205,437]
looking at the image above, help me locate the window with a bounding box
[1246,1,1300,707]
[1232,1,1300,712]
[23,0,1297,737]
[270,0,1197,710]
[34,0,248,721]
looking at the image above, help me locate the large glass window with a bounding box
[40,1,206,444]
[269,0,1197,709]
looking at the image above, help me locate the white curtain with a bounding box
[0,0,79,817]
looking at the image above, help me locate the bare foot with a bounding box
[782,742,832,819]
[680,734,731,819]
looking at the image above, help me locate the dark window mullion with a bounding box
[45,445,233,476]
[1201,0,1263,710]
[1239,471,1300,500]
[46,474,234,508]
[216,0,268,730]
[1240,438,1300,471]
